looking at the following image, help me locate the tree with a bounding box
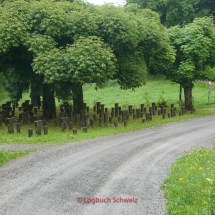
[0,0,175,115]
[126,0,215,27]
[32,36,117,112]
[166,17,215,110]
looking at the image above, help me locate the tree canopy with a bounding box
[126,0,215,27]
[0,0,175,115]
[166,17,215,109]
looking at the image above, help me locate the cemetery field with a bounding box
[0,75,215,145]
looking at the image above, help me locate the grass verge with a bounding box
[0,149,36,167]
[163,148,215,215]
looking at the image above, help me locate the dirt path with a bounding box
[0,115,215,215]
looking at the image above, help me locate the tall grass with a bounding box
[163,148,215,215]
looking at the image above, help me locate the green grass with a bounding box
[163,148,215,215]
[1,75,215,109]
[0,149,36,167]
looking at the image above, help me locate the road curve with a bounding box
[0,115,215,215]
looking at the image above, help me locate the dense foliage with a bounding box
[126,0,215,27]
[0,0,174,114]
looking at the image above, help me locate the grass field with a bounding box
[1,75,215,109]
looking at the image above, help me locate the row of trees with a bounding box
[0,0,174,117]
[0,0,215,117]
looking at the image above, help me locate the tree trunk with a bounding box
[183,85,193,111]
[31,77,42,106]
[72,84,84,114]
[42,84,56,119]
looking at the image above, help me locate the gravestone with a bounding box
[80,110,85,122]
[0,114,2,126]
[83,103,87,111]
[35,120,43,135]
[136,109,141,119]
[7,118,15,134]
[69,122,73,130]
[28,129,33,137]
[44,126,48,135]
[100,104,105,111]
[109,117,112,124]
[170,108,174,117]
[29,111,34,117]
[90,119,94,127]
[43,120,47,126]
[34,108,37,114]
[140,104,144,113]
[93,114,96,120]
[25,100,30,105]
[54,119,60,127]
[61,117,68,131]
[84,115,89,127]
[30,116,34,123]
[34,115,42,121]
[23,107,29,113]
[22,112,28,124]
[1,110,7,121]
[16,123,21,133]
[104,112,109,123]
[160,105,164,114]
[96,102,101,114]
[128,105,133,115]
[59,112,66,118]
[124,121,127,127]
[152,102,156,111]
[99,118,102,126]
[114,122,118,127]
[83,127,87,133]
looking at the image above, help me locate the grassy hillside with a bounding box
[0,75,214,109]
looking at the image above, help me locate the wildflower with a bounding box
[206,178,213,183]
[198,167,203,170]
[179,177,183,182]
[190,166,194,170]
[204,201,207,204]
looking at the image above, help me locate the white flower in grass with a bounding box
[206,178,213,183]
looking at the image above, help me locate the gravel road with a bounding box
[0,115,215,215]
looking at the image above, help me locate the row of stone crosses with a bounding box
[0,100,192,136]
